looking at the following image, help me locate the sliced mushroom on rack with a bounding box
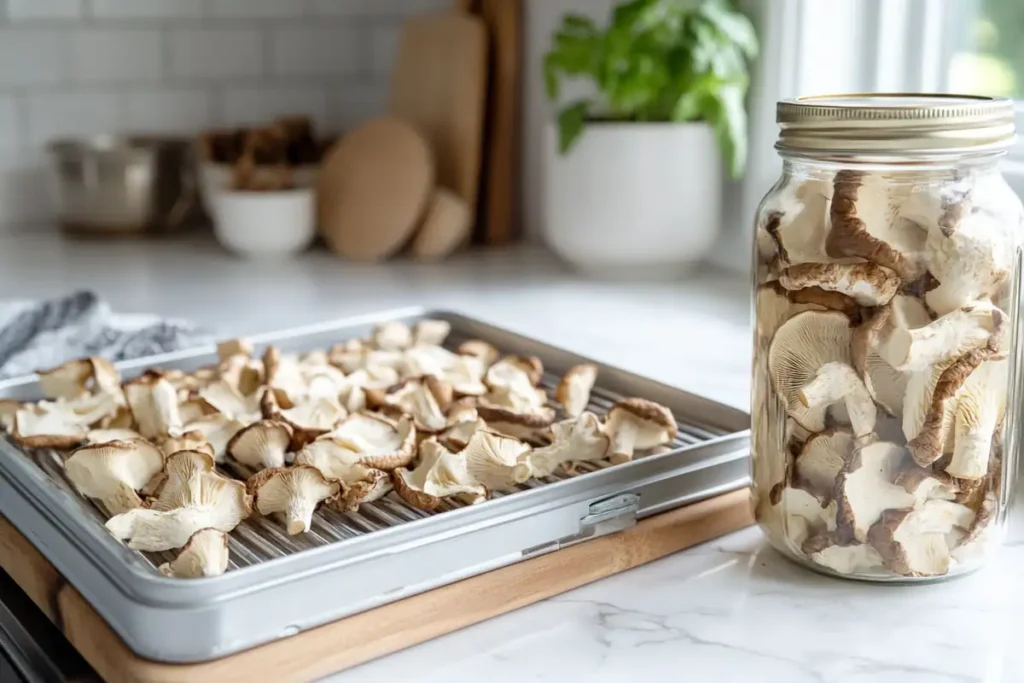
[172,414,246,463]
[0,399,19,433]
[248,465,340,535]
[555,364,598,418]
[456,339,501,368]
[368,376,452,433]
[105,450,252,551]
[393,438,488,511]
[412,319,452,347]
[12,405,88,449]
[65,438,163,515]
[124,374,182,441]
[159,528,230,579]
[604,398,677,464]
[328,468,393,512]
[226,420,293,470]
[475,404,555,443]
[516,412,610,480]
[372,321,414,351]
[87,427,144,445]
[461,428,531,491]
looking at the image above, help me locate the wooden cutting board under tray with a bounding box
[0,489,752,683]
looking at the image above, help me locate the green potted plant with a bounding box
[541,0,757,276]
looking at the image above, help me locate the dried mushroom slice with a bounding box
[402,345,487,396]
[216,338,253,363]
[327,468,392,512]
[173,414,246,463]
[461,428,531,491]
[894,467,959,504]
[159,528,230,579]
[794,429,853,501]
[262,346,307,407]
[440,417,486,452]
[87,427,143,445]
[777,486,836,548]
[604,398,677,464]
[797,362,876,441]
[295,438,376,485]
[124,375,182,441]
[803,534,884,575]
[867,500,975,577]
[516,412,609,480]
[372,321,413,351]
[198,380,262,423]
[850,305,908,418]
[828,170,927,281]
[37,357,122,401]
[393,438,487,511]
[106,451,251,551]
[759,174,833,265]
[555,364,597,418]
[904,350,1003,472]
[328,412,417,469]
[754,284,828,348]
[475,403,555,443]
[248,465,340,535]
[457,339,500,368]
[226,420,293,471]
[65,439,163,515]
[159,430,214,459]
[272,397,346,449]
[486,356,543,389]
[951,491,998,563]
[779,262,900,307]
[12,407,86,449]
[834,441,916,542]
[768,311,855,432]
[882,300,1005,372]
[369,377,452,433]
[412,319,452,347]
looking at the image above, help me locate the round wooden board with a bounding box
[411,187,471,261]
[318,118,435,261]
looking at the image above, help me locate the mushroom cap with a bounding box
[518,412,609,480]
[328,411,417,470]
[893,466,959,504]
[0,399,20,433]
[37,357,120,400]
[834,441,916,542]
[247,465,340,535]
[371,377,451,433]
[294,437,375,485]
[486,356,543,389]
[328,468,393,512]
[475,404,556,442]
[777,486,837,547]
[606,397,678,446]
[124,375,182,441]
[456,339,500,368]
[754,283,829,348]
[440,417,487,452]
[461,428,531,491]
[174,414,246,463]
[803,535,884,575]
[402,345,487,396]
[216,338,253,363]
[779,262,900,307]
[274,397,346,449]
[794,429,852,501]
[412,319,452,347]
[828,170,927,281]
[768,311,854,432]
[392,438,487,511]
[65,438,163,513]
[759,174,833,266]
[261,346,308,406]
[851,304,909,418]
[883,300,1005,372]
[159,528,230,579]
[226,419,293,470]
[372,321,413,351]
[947,357,1007,480]
[199,380,262,422]
[555,363,598,418]
[867,500,975,577]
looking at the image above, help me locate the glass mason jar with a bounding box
[751,95,1024,581]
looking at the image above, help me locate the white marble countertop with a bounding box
[2,233,1022,683]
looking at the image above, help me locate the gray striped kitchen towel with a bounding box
[0,291,212,380]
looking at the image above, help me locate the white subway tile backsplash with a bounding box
[307,0,450,16]
[169,28,264,80]
[70,29,163,83]
[7,0,83,20]
[91,0,203,18]
[208,0,298,18]
[0,31,69,86]
[304,0,375,17]
[370,24,402,76]
[271,26,361,77]
[327,81,388,132]
[27,92,121,147]
[121,89,212,134]
[220,85,329,131]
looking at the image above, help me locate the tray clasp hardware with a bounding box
[521,493,640,557]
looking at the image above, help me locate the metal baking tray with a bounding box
[0,308,750,663]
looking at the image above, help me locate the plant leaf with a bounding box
[698,2,759,59]
[558,100,591,155]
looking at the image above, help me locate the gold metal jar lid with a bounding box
[776,94,1016,159]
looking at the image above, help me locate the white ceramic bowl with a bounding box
[211,188,316,258]
[198,162,319,207]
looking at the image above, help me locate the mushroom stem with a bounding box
[797,362,877,439]
[285,497,317,535]
[608,420,638,465]
[511,461,532,484]
[882,303,1003,371]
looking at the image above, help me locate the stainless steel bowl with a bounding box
[47,136,197,236]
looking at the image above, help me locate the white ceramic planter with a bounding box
[542,121,722,278]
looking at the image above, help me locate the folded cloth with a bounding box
[0,291,212,380]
